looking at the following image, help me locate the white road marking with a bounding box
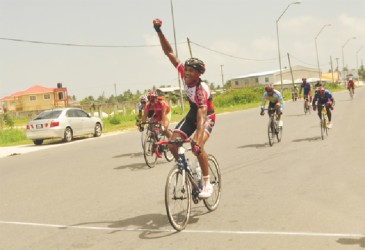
[1,220,364,238]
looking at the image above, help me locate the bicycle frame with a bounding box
[158,138,200,193]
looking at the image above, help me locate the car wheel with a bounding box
[94,123,102,137]
[64,127,73,142]
[33,139,44,145]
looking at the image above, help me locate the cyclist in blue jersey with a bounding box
[153,18,216,199]
[312,86,335,128]
[260,85,284,127]
[299,78,313,109]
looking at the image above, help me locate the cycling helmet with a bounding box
[140,95,148,103]
[184,57,206,74]
[265,85,273,93]
[148,91,157,101]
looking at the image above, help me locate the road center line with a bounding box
[1,220,364,238]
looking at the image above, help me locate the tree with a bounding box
[224,80,232,89]
[210,83,216,90]
[358,65,365,80]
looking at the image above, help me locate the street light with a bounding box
[314,24,331,81]
[276,1,301,92]
[356,45,363,70]
[341,36,356,82]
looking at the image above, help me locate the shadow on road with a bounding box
[63,212,201,239]
[337,237,365,248]
[238,143,268,149]
[285,114,306,117]
[292,136,321,143]
[113,152,144,158]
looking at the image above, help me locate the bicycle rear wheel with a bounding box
[276,122,282,142]
[203,155,222,211]
[143,133,158,168]
[165,168,191,231]
[268,119,275,146]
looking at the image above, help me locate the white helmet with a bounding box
[140,95,148,103]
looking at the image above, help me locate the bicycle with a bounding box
[304,97,311,115]
[264,108,282,147]
[319,104,329,140]
[140,121,174,168]
[348,87,354,100]
[157,138,222,231]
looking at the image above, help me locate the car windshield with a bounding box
[35,110,62,120]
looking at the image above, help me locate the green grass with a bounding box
[0,85,349,147]
[0,129,31,146]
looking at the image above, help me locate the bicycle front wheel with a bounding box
[268,119,275,146]
[276,122,282,142]
[165,168,191,231]
[203,155,222,211]
[143,133,158,168]
[320,115,328,140]
[162,129,174,162]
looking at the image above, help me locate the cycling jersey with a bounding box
[312,89,334,105]
[300,82,312,96]
[144,99,170,122]
[177,63,215,115]
[174,63,216,138]
[348,80,355,89]
[261,89,285,110]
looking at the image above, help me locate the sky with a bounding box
[0,0,364,100]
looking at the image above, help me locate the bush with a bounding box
[0,129,28,145]
[3,114,14,128]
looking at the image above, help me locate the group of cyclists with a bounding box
[136,18,355,200]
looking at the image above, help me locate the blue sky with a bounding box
[1,0,364,99]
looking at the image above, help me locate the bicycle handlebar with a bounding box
[157,138,191,146]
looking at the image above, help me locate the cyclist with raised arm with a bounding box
[140,91,172,139]
[153,18,216,198]
[299,77,313,110]
[260,85,284,127]
[312,86,335,129]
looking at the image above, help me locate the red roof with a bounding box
[1,85,55,101]
[20,85,55,95]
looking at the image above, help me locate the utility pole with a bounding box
[335,57,340,82]
[330,56,334,84]
[220,65,224,87]
[170,0,184,111]
[114,83,117,97]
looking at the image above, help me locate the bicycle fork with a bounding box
[177,147,201,204]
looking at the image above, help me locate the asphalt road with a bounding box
[1,88,364,250]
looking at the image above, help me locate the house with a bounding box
[0,83,68,112]
[231,65,322,90]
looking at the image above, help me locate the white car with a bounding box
[26,108,103,145]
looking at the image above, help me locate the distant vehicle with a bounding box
[26,108,103,145]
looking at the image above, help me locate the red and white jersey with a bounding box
[177,63,215,114]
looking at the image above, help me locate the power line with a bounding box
[0,37,181,48]
[190,41,277,62]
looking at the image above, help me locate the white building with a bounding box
[231,65,320,90]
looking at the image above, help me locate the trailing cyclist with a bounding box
[139,91,172,140]
[299,77,313,110]
[153,18,216,199]
[312,86,335,129]
[260,85,284,127]
[347,77,355,95]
